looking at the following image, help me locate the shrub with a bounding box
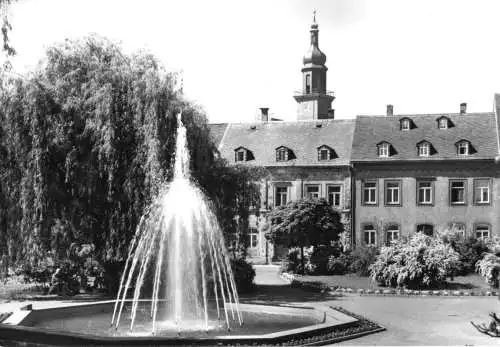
[308,245,342,275]
[438,227,490,275]
[370,233,460,289]
[453,237,490,275]
[476,237,500,288]
[327,252,353,275]
[349,246,378,277]
[476,253,500,288]
[231,258,255,293]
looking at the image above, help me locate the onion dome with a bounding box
[303,12,326,66]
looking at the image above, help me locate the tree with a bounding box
[1,0,16,57]
[0,35,260,276]
[267,198,343,270]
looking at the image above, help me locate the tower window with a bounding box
[305,74,311,94]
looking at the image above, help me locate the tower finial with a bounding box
[313,9,316,23]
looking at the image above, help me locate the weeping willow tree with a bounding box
[0,35,260,269]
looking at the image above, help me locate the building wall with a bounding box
[353,161,500,247]
[246,166,353,261]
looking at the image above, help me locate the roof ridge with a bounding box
[357,112,494,118]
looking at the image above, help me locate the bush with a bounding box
[308,245,342,275]
[349,246,378,277]
[327,252,353,275]
[452,237,490,275]
[231,258,255,293]
[476,237,500,288]
[476,253,500,288]
[370,233,460,289]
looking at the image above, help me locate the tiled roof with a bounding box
[214,119,355,166]
[352,113,498,162]
[207,123,229,149]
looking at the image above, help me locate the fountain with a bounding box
[0,112,382,346]
[111,111,242,335]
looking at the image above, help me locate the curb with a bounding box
[280,272,498,297]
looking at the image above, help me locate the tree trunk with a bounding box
[300,246,304,274]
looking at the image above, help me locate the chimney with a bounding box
[460,102,467,114]
[386,104,394,117]
[259,107,269,122]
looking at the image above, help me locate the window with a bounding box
[450,180,466,205]
[248,228,259,248]
[306,185,320,200]
[235,150,245,162]
[386,225,400,245]
[275,186,288,207]
[449,222,466,238]
[417,224,434,236]
[385,180,401,205]
[305,74,311,94]
[418,142,430,157]
[362,181,377,205]
[401,119,410,131]
[319,149,329,161]
[417,181,433,205]
[457,141,470,156]
[276,148,288,161]
[378,143,389,157]
[438,118,448,129]
[475,224,490,239]
[327,185,342,207]
[474,179,491,205]
[363,224,376,245]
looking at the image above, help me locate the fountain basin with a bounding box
[0,300,360,346]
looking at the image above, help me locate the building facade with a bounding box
[351,109,500,246]
[208,16,500,261]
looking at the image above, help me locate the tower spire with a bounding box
[294,12,335,120]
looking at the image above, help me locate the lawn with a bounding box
[294,273,495,293]
[0,275,49,300]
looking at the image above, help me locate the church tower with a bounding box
[294,12,335,120]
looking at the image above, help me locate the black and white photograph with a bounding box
[0,0,500,345]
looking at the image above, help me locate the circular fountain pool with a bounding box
[0,300,385,346]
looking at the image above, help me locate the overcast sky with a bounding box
[5,0,500,123]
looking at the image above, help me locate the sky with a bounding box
[4,0,500,123]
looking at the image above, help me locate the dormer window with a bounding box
[317,145,337,161]
[456,140,470,156]
[276,146,295,162]
[399,117,414,131]
[234,147,254,162]
[378,142,390,157]
[401,119,410,131]
[416,141,434,157]
[418,142,430,157]
[436,116,453,129]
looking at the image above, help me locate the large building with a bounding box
[209,16,500,262]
